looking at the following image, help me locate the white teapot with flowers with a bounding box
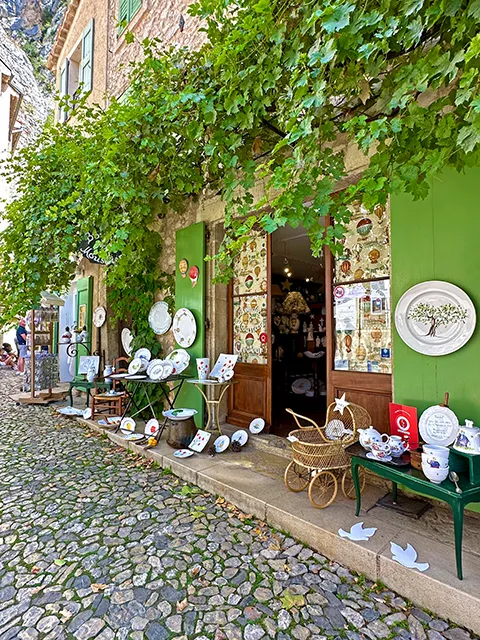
[358,426,389,451]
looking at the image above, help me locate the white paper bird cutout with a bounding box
[334,393,350,415]
[390,542,429,572]
[338,522,377,541]
[286,435,299,443]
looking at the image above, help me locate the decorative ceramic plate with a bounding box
[148,301,172,335]
[173,308,197,348]
[210,354,238,379]
[145,418,159,436]
[121,328,133,356]
[163,408,198,421]
[174,449,195,458]
[232,429,248,446]
[166,349,190,374]
[125,374,147,380]
[109,373,129,379]
[120,417,136,434]
[189,430,212,452]
[83,408,92,420]
[146,359,162,377]
[57,406,83,416]
[148,362,164,381]
[249,417,265,434]
[419,405,459,446]
[122,433,145,441]
[93,306,106,328]
[162,360,174,379]
[135,348,152,362]
[291,378,312,394]
[366,452,392,462]
[214,435,230,453]
[128,358,143,375]
[395,281,476,356]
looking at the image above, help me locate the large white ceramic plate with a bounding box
[148,362,164,381]
[121,328,133,356]
[291,378,312,394]
[174,449,194,458]
[395,281,476,356]
[249,417,265,434]
[148,301,172,335]
[163,408,198,421]
[419,405,459,446]
[128,358,143,375]
[93,306,106,328]
[135,348,151,361]
[173,308,197,348]
[166,349,190,374]
[120,417,136,434]
[145,418,160,436]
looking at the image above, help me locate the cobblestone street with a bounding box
[0,370,475,640]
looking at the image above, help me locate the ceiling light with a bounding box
[284,267,289,273]
[305,278,310,282]
[287,271,292,277]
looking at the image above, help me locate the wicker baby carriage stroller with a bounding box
[284,401,371,508]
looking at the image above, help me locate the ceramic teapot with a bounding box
[453,420,480,454]
[358,426,388,451]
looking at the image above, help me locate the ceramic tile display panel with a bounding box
[233,294,268,364]
[233,234,268,296]
[334,280,392,374]
[335,201,390,283]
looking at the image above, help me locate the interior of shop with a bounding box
[270,225,327,436]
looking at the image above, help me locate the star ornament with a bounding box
[334,393,350,415]
[281,279,292,291]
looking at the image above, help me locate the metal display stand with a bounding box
[186,379,237,435]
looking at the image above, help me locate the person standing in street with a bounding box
[16,318,28,374]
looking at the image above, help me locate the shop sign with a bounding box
[389,402,419,450]
[79,234,106,265]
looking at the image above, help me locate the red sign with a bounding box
[389,403,419,450]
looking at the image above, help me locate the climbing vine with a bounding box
[1,0,480,331]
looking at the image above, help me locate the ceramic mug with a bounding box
[196,358,210,380]
[370,441,391,460]
[422,452,448,470]
[388,435,407,457]
[422,444,449,468]
[422,458,449,484]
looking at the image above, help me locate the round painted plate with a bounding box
[172,308,197,348]
[83,407,92,420]
[121,328,133,356]
[395,281,476,356]
[93,306,106,328]
[232,429,248,446]
[120,417,136,434]
[214,435,230,453]
[128,358,143,375]
[419,405,459,446]
[145,418,159,435]
[162,360,174,379]
[166,349,190,374]
[249,417,265,434]
[135,348,152,362]
[125,374,147,380]
[148,362,165,381]
[146,359,163,377]
[122,433,145,441]
[174,449,195,458]
[291,378,312,395]
[163,408,198,421]
[148,301,172,335]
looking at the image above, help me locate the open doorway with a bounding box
[270,226,327,436]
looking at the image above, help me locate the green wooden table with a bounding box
[347,443,480,580]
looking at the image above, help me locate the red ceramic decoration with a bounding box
[260,332,268,344]
[189,265,199,288]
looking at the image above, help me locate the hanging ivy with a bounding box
[1,0,479,330]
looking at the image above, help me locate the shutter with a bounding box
[118,0,129,33]
[58,60,69,123]
[130,0,142,18]
[80,19,94,93]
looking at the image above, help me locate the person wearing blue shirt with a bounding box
[16,318,28,374]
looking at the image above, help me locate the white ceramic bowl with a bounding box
[421,460,449,484]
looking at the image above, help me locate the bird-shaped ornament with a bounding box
[338,522,377,542]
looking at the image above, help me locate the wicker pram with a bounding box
[285,401,371,508]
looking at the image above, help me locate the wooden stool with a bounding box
[91,391,125,420]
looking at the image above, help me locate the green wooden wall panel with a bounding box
[175,222,205,426]
[75,276,93,374]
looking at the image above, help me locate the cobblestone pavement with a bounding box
[0,370,475,640]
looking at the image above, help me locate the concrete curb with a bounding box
[78,418,480,634]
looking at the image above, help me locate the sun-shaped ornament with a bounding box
[179,258,188,278]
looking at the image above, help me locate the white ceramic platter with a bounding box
[128,358,143,375]
[93,306,106,328]
[145,418,159,436]
[163,408,198,421]
[249,417,265,434]
[291,378,312,395]
[419,405,459,446]
[214,435,230,453]
[57,406,83,416]
[148,362,164,381]
[125,374,147,380]
[174,449,195,458]
[122,433,145,441]
[189,429,212,452]
[173,308,197,348]
[120,417,136,434]
[395,281,476,356]
[166,349,190,374]
[148,301,172,335]
[135,348,152,362]
[232,429,248,446]
[109,373,129,379]
[121,328,133,356]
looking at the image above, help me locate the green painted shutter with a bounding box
[58,60,69,122]
[80,19,94,93]
[75,276,93,376]
[175,222,206,427]
[130,0,142,18]
[118,0,129,32]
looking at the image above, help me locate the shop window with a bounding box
[58,20,94,122]
[333,201,392,374]
[118,0,143,34]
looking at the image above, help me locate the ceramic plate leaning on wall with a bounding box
[395,281,476,356]
[121,328,133,356]
[172,308,197,347]
[148,301,172,335]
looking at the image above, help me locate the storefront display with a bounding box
[24,353,59,392]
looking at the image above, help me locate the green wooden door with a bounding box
[76,276,93,374]
[175,222,205,426]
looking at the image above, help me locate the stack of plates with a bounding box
[165,349,190,374]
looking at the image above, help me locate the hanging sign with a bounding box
[79,233,106,265]
[389,402,419,450]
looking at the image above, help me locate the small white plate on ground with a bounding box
[232,429,248,446]
[135,348,151,361]
[106,416,121,424]
[249,417,265,434]
[57,406,83,416]
[83,408,92,420]
[163,408,198,421]
[125,374,147,380]
[120,417,136,434]
[174,449,195,458]
[98,418,120,427]
[145,418,160,436]
[214,435,230,453]
[122,433,145,441]
[189,430,212,452]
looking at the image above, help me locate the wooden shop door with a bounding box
[228,233,272,427]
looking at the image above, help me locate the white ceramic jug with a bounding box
[453,420,480,454]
